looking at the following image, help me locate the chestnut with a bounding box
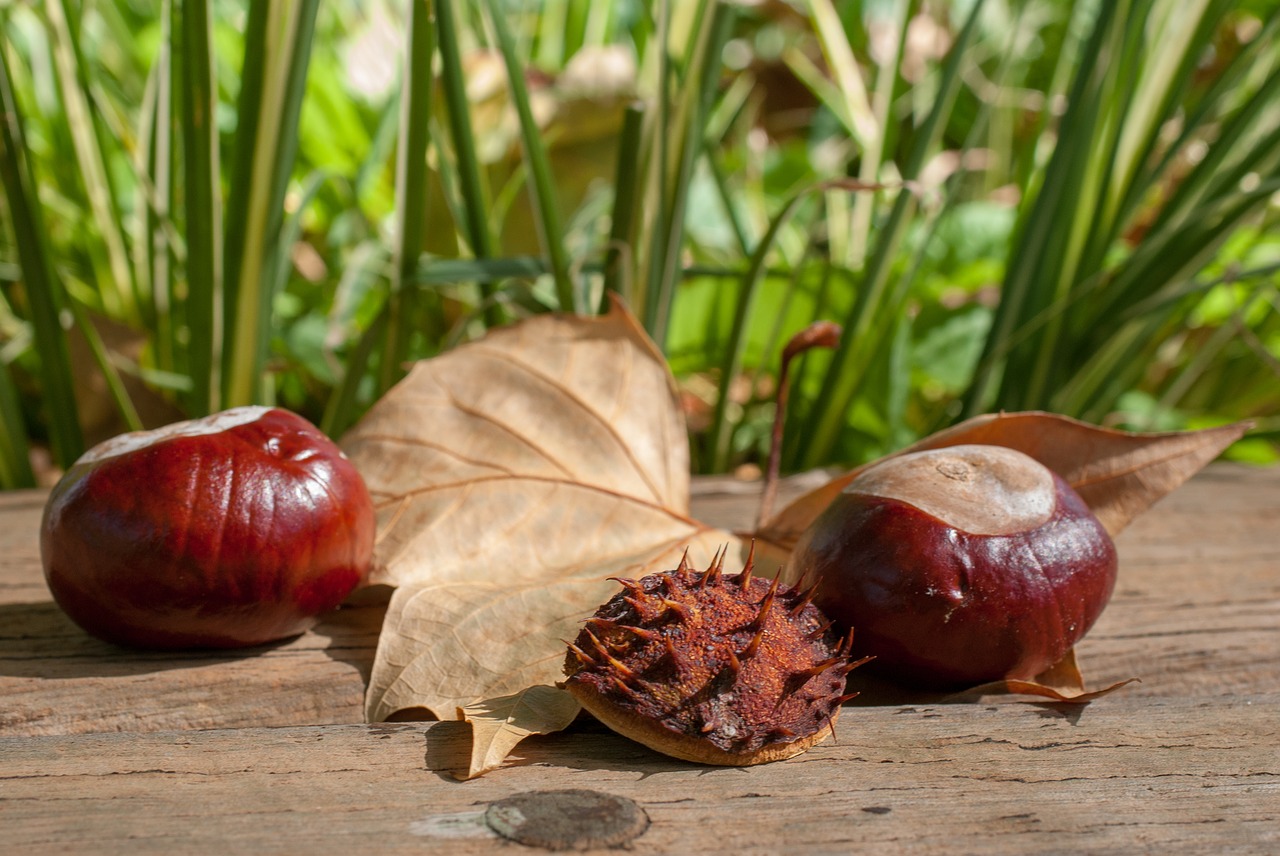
[788,444,1117,688]
[40,407,375,649]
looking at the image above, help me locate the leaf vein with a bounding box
[468,344,669,503]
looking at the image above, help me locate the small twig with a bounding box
[757,321,843,530]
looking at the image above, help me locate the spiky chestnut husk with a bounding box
[561,548,868,766]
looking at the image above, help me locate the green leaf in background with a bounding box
[436,0,504,326]
[381,0,436,397]
[175,0,222,416]
[0,0,1274,480]
[964,0,1280,426]
[221,0,321,407]
[484,0,580,315]
[0,40,83,476]
[797,0,988,469]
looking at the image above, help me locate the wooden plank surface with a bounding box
[2,465,1278,853]
[3,695,1276,854]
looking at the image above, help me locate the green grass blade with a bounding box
[222,0,320,407]
[709,179,886,472]
[176,0,223,416]
[961,0,1121,419]
[803,0,876,148]
[956,0,1280,427]
[1116,261,1280,325]
[252,0,320,402]
[0,43,84,468]
[1101,0,1217,227]
[65,297,143,434]
[584,0,613,47]
[847,0,912,271]
[1088,175,1280,349]
[267,169,340,346]
[536,0,569,68]
[146,0,177,376]
[647,0,736,348]
[1145,68,1280,245]
[131,45,159,329]
[1122,5,1277,227]
[799,0,987,469]
[706,192,810,473]
[221,0,267,228]
[0,357,34,488]
[705,147,751,260]
[381,0,435,396]
[1109,0,1233,233]
[1018,2,1135,410]
[324,304,389,439]
[219,0,269,403]
[638,0,676,335]
[603,101,646,309]
[45,0,138,322]
[436,0,502,326]
[417,256,552,285]
[805,0,882,269]
[484,0,579,314]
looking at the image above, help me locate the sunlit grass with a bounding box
[0,0,1276,489]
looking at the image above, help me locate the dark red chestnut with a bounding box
[788,444,1117,688]
[40,407,375,649]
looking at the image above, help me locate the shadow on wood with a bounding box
[0,601,299,679]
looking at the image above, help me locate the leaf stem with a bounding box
[758,321,842,530]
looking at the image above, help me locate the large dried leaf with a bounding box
[344,303,746,776]
[343,301,691,589]
[761,411,1249,554]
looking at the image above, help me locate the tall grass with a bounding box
[0,38,84,474]
[1,0,1275,490]
[963,0,1280,425]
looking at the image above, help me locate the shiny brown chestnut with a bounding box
[40,407,375,649]
[788,444,1117,688]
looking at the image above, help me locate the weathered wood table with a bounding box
[2,465,1277,853]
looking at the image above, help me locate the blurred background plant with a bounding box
[1,0,1277,489]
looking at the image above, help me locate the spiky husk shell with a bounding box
[562,550,866,766]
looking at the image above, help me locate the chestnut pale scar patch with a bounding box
[77,406,275,464]
[845,444,1057,536]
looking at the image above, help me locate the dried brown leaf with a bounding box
[761,411,1250,556]
[952,649,1139,704]
[838,649,1137,706]
[343,301,691,590]
[363,570,615,724]
[956,676,1140,704]
[458,686,583,780]
[344,303,748,774]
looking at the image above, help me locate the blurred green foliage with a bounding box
[1,0,1277,489]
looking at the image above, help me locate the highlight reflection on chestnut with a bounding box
[40,407,375,649]
[789,445,1117,688]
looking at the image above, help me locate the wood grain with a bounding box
[1,465,1278,853]
[1,696,1276,853]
